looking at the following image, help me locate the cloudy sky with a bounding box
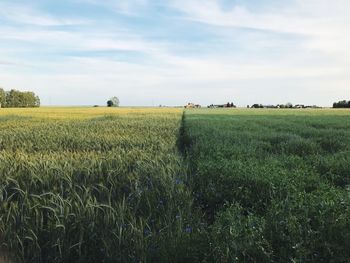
[0,0,349,106]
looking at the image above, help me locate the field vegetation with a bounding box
[182,108,350,262]
[0,107,201,262]
[0,107,349,262]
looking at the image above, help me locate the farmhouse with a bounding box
[185,103,201,109]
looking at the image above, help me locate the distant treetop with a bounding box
[107,97,120,107]
[0,88,40,108]
[333,100,350,108]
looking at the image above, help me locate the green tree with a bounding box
[5,89,17,107]
[3,89,40,108]
[35,95,40,107]
[107,97,120,107]
[333,100,350,108]
[0,88,5,108]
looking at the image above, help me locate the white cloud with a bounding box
[0,60,13,65]
[0,23,177,57]
[0,0,349,106]
[78,0,150,15]
[170,0,350,55]
[0,2,89,26]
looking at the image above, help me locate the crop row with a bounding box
[182,110,350,262]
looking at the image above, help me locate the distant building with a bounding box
[185,103,201,109]
[305,105,322,109]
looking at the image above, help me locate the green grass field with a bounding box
[183,108,350,262]
[0,107,349,262]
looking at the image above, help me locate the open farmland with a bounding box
[0,108,200,262]
[182,108,350,262]
[0,107,350,262]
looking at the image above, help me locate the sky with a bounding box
[0,0,349,106]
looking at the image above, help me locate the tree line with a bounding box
[333,100,350,108]
[0,88,40,108]
[249,103,321,109]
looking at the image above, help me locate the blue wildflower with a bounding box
[185,227,192,233]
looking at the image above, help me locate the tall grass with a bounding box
[0,108,201,262]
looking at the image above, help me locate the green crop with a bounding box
[182,108,350,262]
[1,107,349,262]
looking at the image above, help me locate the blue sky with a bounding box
[0,0,349,106]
